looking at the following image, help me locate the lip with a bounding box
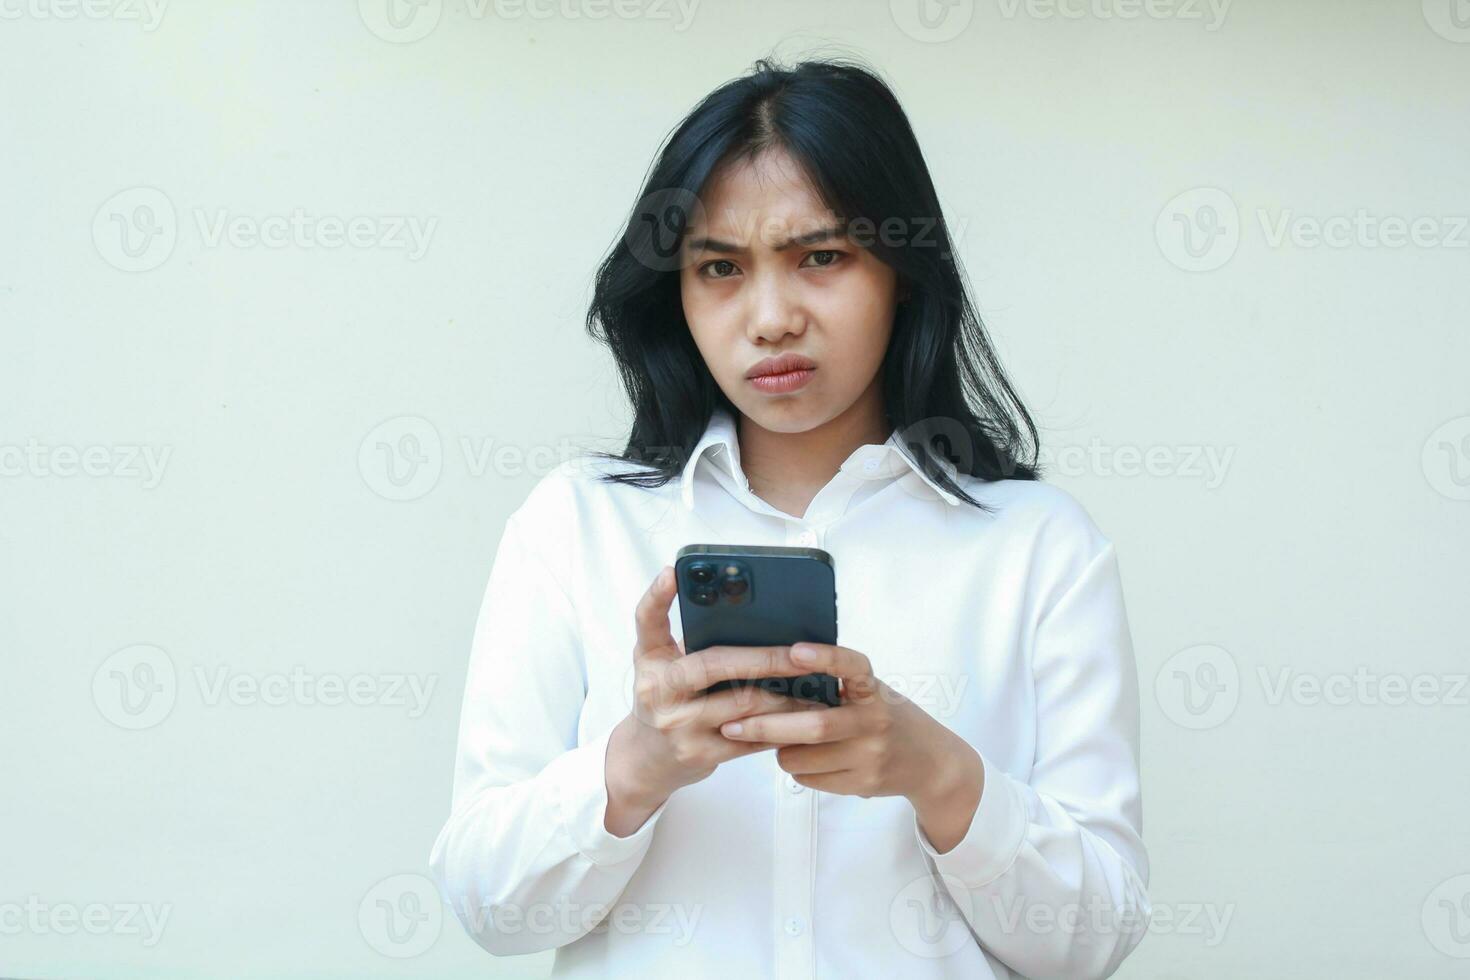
[746,353,817,379]
[748,368,815,394]
[746,353,817,395]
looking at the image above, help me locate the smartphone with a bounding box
[674,544,840,708]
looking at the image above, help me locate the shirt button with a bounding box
[796,530,816,546]
[785,916,804,936]
[862,458,879,472]
[786,775,805,793]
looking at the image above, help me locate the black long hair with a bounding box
[584,55,1041,510]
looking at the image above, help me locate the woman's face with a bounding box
[678,149,900,434]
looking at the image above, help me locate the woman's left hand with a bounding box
[718,642,986,851]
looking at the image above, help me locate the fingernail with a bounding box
[722,722,743,736]
[791,644,814,662]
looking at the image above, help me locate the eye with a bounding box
[802,249,844,268]
[698,259,738,279]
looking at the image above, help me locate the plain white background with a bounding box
[2,1,1467,976]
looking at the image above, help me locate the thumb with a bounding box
[634,564,682,660]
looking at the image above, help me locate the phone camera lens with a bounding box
[720,576,748,598]
[692,587,718,606]
[689,563,715,585]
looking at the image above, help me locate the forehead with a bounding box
[689,150,837,237]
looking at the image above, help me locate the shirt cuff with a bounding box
[548,724,671,868]
[913,750,1028,887]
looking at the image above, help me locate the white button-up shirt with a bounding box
[429,405,1150,979]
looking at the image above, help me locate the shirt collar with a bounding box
[678,404,961,511]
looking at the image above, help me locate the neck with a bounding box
[737,377,890,513]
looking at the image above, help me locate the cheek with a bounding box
[679,279,712,337]
[817,260,897,319]
[680,293,740,375]
[821,292,894,367]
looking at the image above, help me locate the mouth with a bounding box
[746,353,817,394]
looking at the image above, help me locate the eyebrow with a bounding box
[684,223,847,254]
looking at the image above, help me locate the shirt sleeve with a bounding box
[428,510,671,956]
[911,539,1151,980]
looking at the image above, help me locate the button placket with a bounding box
[775,518,824,979]
[773,758,816,978]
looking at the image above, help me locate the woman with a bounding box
[430,56,1150,979]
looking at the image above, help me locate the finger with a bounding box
[789,642,874,683]
[719,703,867,744]
[774,740,853,775]
[666,644,817,695]
[633,565,680,661]
[720,738,781,760]
[664,683,824,731]
[701,737,781,769]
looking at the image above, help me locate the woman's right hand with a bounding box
[604,564,823,835]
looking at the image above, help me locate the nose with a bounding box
[746,269,806,344]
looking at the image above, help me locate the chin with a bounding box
[735,397,832,434]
